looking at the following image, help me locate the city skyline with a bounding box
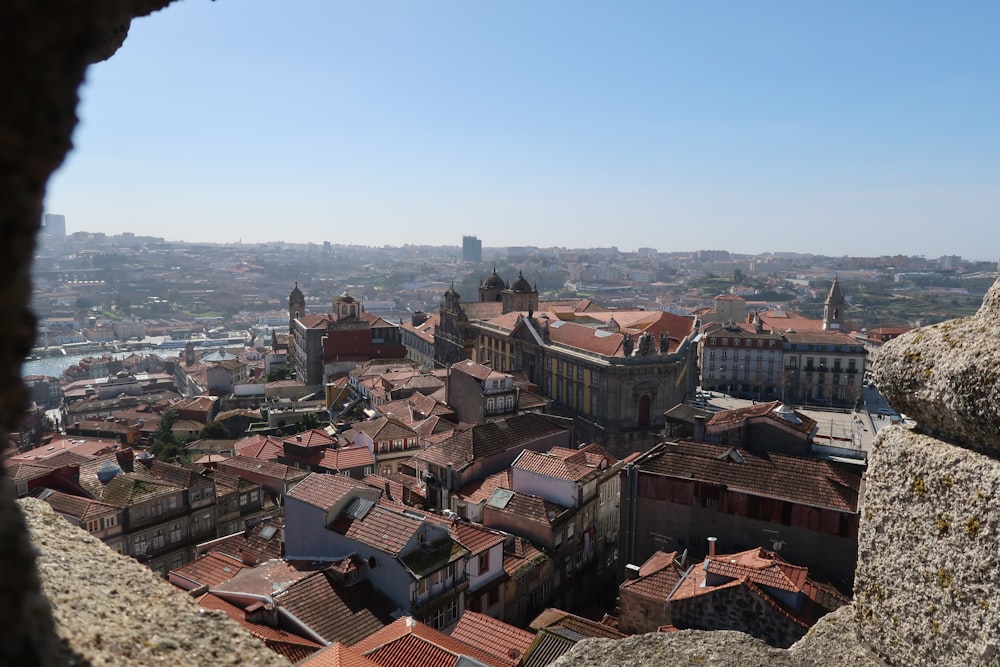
[43,1,1000,260]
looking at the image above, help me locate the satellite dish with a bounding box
[771,540,784,552]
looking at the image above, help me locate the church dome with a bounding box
[483,268,505,289]
[510,270,532,293]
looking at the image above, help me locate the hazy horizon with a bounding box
[44,1,1000,261]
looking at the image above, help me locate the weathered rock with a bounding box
[873,277,1000,454]
[855,426,1000,666]
[552,605,885,666]
[20,498,289,667]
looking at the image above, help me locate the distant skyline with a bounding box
[44,1,999,260]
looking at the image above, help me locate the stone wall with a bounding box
[670,584,808,649]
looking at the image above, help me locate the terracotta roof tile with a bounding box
[288,473,370,511]
[456,470,512,505]
[639,441,861,513]
[448,611,534,666]
[170,552,247,588]
[196,592,323,660]
[297,642,382,667]
[352,617,506,667]
[275,571,398,646]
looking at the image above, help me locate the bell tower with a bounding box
[823,278,845,331]
[289,282,305,334]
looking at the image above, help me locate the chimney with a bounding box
[707,536,717,558]
[625,563,641,580]
[693,416,706,442]
[384,481,393,501]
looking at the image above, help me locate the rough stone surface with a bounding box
[855,426,1000,666]
[552,605,885,666]
[1,3,176,664]
[873,278,1000,454]
[20,498,290,667]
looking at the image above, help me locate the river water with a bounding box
[21,351,157,379]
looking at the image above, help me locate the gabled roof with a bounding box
[528,608,626,640]
[288,473,371,511]
[219,455,310,483]
[32,488,119,522]
[203,517,284,564]
[416,413,569,471]
[512,449,603,484]
[351,616,506,667]
[283,429,337,450]
[446,521,506,556]
[235,434,284,460]
[352,417,419,443]
[170,552,247,589]
[485,489,565,528]
[455,470,512,506]
[196,592,323,663]
[619,550,684,602]
[706,400,817,437]
[274,571,398,646]
[331,502,454,564]
[297,642,381,667]
[449,612,535,667]
[636,440,861,513]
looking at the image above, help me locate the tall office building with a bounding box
[41,213,66,239]
[462,235,482,263]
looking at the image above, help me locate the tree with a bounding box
[199,421,229,439]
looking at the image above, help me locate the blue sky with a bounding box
[45,1,999,260]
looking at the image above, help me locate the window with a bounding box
[745,339,752,348]
[722,338,728,346]
[418,578,427,595]
[152,530,165,550]
[449,600,459,623]
[757,340,764,348]
[87,520,99,532]
[709,338,716,345]
[364,466,373,476]
[167,495,177,510]
[239,493,249,506]
[249,490,259,502]
[486,397,494,412]
[478,551,490,573]
[103,515,116,528]
[169,523,182,543]
[505,395,514,410]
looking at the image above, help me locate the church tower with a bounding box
[822,278,845,331]
[289,282,305,334]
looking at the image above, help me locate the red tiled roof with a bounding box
[298,643,381,667]
[415,413,569,471]
[619,551,683,602]
[170,552,246,588]
[529,608,626,640]
[288,473,370,511]
[447,521,505,555]
[332,503,421,557]
[275,571,398,646]
[456,470,512,506]
[283,429,337,449]
[352,617,506,667]
[706,401,817,437]
[513,449,602,484]
[235,434,282,459]
[196,592,323,660]
[449,612,534,667]
[638,441,861,513]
